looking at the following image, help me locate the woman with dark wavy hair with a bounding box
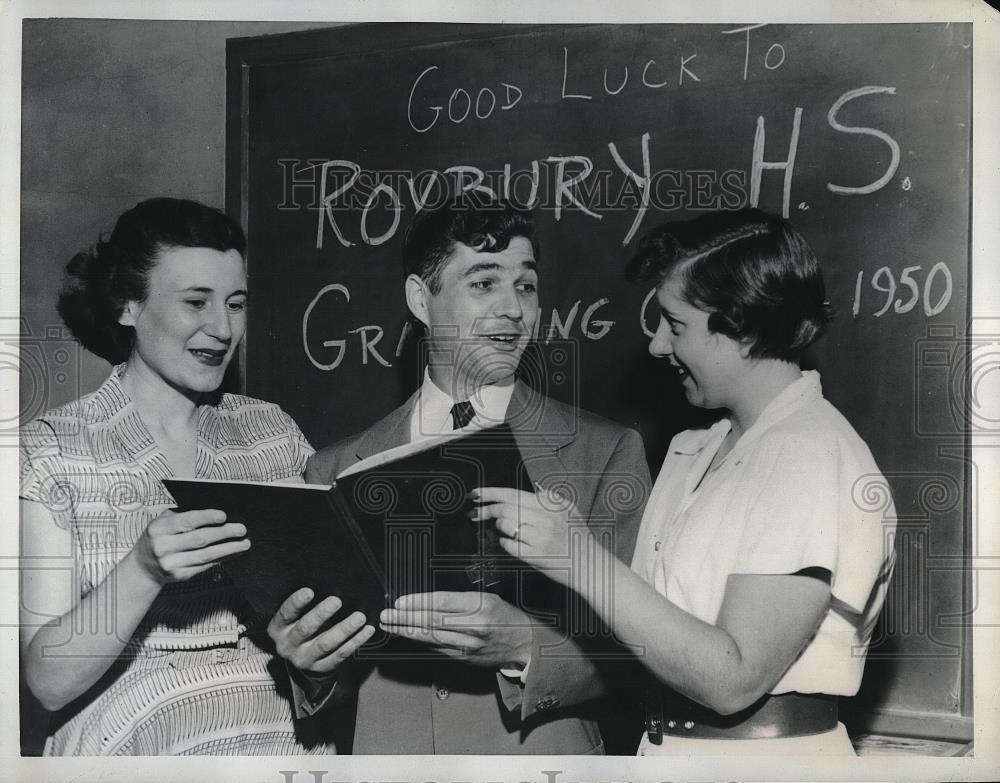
[474,208,897,756]
[19,198,335,755]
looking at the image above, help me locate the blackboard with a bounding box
[226,22,972,741]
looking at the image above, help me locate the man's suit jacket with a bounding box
[300,380,650,754]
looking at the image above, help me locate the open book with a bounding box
[162,424,532,630]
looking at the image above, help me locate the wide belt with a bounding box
[644,690,838,743]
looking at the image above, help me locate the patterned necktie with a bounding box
[450,400,476,430]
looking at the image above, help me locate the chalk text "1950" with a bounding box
[852,262,953,318]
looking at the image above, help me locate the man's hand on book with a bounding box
[268,587,376,676]
[379,591,532,668]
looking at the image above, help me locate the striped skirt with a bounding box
[44,634,341,756]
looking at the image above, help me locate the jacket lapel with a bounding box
[354,389,419,460]
[354,382,577,483]
[507,380,576,487]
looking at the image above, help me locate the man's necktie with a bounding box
[450,400,476,430]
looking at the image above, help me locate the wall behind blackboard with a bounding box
[227,22,972,740]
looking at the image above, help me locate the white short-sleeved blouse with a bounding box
[632,371,897,698]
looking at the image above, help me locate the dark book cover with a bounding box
[163,424,533,633]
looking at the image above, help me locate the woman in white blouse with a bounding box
[473,208,897,755]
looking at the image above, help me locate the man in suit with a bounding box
[268,194,650,754]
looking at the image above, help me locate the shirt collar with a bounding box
[86,362,134,422]
[729,370,823,456]
[670,419,731,456]
[88,362,223,474]
[668,370,823,460]
[411,368,516,439]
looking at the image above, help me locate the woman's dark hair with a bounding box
[402,191,539,294]
[626,208,833,361]
[57,198,246,364]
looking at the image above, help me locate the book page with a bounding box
[337,425,503,478]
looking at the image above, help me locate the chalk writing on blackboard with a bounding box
[302,285,618,371]
[301,255,952,374]
[720,24,790,80]
[303,283,395,371]
[407,65,523,133]
[826,86,901,196]
[303,27,906,251]
[312,78,901,251]
[852,263,954,318]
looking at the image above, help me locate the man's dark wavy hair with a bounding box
[402,191,539,294]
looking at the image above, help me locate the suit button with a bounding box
[435,688,449,700]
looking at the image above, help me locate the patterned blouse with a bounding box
[19,366,336,755]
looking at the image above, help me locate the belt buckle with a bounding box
[645,704,664,745]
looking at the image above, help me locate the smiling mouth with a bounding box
[189,348,228,366]
[482,333,523,347]
[669,362,691,382]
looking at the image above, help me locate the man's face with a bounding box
[407,236,539,396]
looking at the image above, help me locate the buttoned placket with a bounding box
[650,422,731,561]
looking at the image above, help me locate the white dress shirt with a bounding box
[410,369,516,442]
